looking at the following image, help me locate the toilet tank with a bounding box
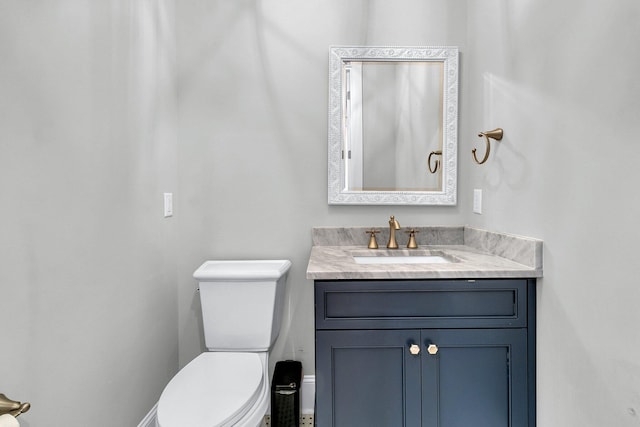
[194,260,292,352]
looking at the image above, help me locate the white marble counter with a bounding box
[306,226,543,280]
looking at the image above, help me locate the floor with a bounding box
[261,415,315,426]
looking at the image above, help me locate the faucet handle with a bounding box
[405,228,420,249]
[365,229,380,249]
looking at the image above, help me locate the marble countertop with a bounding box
[306,226,543,280]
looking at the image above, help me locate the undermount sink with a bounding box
[351,250,457,265]
[353,255,452,264]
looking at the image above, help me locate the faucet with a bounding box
[387,215,400,249]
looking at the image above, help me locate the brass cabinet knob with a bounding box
[409,344,421,355]
[427,344,439,355]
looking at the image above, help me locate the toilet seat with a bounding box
[157,352,265,427]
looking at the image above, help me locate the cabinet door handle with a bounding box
[427,344,439,355]
[409,344,421,355]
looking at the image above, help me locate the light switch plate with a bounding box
[164,193,173,217]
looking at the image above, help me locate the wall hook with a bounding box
[0,393,31,417]
[427,150,442,173]
[472,128,503,164]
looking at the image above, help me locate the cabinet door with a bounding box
[316,329,422,427]
[421,329,528,427]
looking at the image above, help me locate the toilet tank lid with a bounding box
[194,260,292,281]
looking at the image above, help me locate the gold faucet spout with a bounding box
[387,215,401,249]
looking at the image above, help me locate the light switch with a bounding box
[473,189,482,214]
[164,193,173,217]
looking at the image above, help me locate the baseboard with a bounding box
[137,402,157,427]
[139,375,316,425]
[301,375,315,414]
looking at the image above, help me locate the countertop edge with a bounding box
[307,270,543,280]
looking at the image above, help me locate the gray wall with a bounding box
[0,2,179,426]
[176,0,640,425]
[464,1,640,425]
[2,1,640,426]
[174,0,468,382]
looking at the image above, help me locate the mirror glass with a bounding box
[328,46,458,205]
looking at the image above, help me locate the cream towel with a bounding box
[0,414,19,427]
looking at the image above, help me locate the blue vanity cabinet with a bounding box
[316,329,423,426]
[314,279,536,427]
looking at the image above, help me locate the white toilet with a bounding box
[156,259,292,427]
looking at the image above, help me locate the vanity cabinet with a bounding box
[314,279,536,427]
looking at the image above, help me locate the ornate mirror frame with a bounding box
[328,46,459,205]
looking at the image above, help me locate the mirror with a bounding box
[328,46,458,205]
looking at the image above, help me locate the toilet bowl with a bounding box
[156,260,292,427]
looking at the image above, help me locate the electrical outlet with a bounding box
[473,189,482,214]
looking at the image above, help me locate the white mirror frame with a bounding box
[328,46,459,205]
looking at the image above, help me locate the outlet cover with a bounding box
[473,189,482,214]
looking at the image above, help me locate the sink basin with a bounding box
[353,255,451,264]
[351,250,457,265]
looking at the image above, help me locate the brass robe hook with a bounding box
[0,393,31,417]
[472,128,503,164]
[427,150,442,173]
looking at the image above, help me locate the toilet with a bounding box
[156,259,292,427]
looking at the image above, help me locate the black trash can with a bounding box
[271,360,302,427]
